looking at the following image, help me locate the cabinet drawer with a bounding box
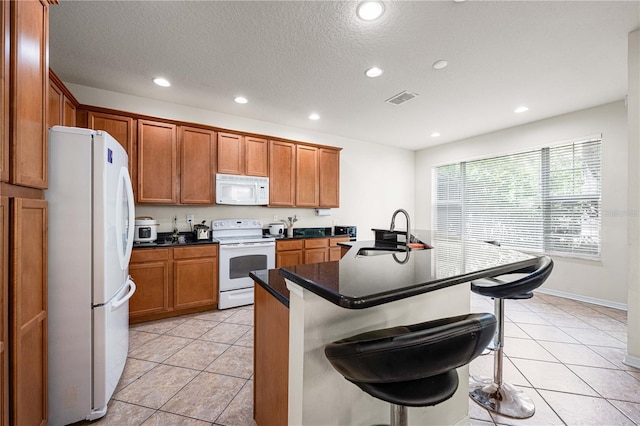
[131,248,171,263]
[329,237,350,246]
[173,245,218,260]
[304,238,328,249]
[276,239,304,251]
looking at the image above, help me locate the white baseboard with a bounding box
[536,288,628,311]
[623,354,640,370]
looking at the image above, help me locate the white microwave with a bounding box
[216,173,269,205]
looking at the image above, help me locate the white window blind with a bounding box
[434,137,602,259]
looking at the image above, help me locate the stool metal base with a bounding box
[469,376,535,419]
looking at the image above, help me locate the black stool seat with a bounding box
[471,256,553,299]
[325,313,496,409]
[469,255,554,419]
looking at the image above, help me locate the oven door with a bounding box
[219,242,275,291]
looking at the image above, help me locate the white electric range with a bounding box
[211,219,275,309]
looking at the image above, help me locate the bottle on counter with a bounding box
[172,215,179,242]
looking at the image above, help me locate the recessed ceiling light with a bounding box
[234,96,248,104]
[356,1,385,21]
[309,113,320,120]
[153,77,171,87]
[365,67,383,78]
[514,106,529,113]
[431,132,441,138]
[432,60,448,70]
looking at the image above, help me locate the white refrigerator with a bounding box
[47,126,136,425]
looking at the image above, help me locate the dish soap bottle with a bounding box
[172,215,179,242]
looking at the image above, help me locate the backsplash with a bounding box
[134,204,341,234]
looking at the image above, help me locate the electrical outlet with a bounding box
[273,215,278,222]
[186,214,194,223]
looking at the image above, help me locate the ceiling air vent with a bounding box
[385,91,418,106]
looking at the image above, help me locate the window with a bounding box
[434,136,602,259]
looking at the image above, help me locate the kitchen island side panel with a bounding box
[286,280,471,426]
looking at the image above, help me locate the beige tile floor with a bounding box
[87,293,639,425]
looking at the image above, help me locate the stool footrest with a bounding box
[469,376,535,419]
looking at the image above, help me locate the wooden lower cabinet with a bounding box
[275,239,303,268]
[254,284,289,426]
[173,246,218,309]
[276,237,349,267]
[303,238,328,264]
[129,248,172,319]
[0,197,7,426]
[129,245,218,323]
[10,198,47,426]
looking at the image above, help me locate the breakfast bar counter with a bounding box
[250,231,539,425]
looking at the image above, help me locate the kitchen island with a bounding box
[251,231,539,425]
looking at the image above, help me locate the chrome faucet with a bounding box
[390,209,411,244]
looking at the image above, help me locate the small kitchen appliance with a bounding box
[193,221,211,240]
[134,217,158,243]
[335,225,357,241]
[268,222,285,237]
[215,173,269,205]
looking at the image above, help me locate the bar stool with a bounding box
[469,255,554,419]
[325,313,497,426]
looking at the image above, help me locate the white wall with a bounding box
[416,101,629,306]
[66,83,416,240]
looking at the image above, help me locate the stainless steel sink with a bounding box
[356,247,409,257]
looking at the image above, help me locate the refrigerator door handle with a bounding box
[110,276,136,311]
[116,167,136,270]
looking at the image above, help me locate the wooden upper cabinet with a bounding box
[217,132,244,175]
[269,140,296,207]
[10,0,49,189]
[48,71,76,128]
[296,145,319,207]
[11,198,48,426]
[86,111,137,199]
[47,80,63,127]
[217,133,268,176]
[179,126,216,204]
[319,148,340,207]
[0,0,8,183]
[87,111,136,164]
[137,120,178,204]
[245,136,268,176]
[0,197,8,426]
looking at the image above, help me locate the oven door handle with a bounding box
[221,242,276,248]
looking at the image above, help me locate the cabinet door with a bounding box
[11,198,47,426]
[304,248,327,265]
[296,145,319,207]
[87,111,137,197]
[245,136,268,177]
[276,250,303,268]
[10,0,49,189]
[48,79,63,128]
[254,284,289,426]
[137,120,177,204]
[0,0,7,183]
[129,249,172,318]
[0,196,8,426]
[62,97,76,127]
[174,254,218,310]
[179,126,216,205]
[319,148,340,207]
[269,140,296,207]
[217,132,244,175]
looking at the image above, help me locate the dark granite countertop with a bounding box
[133,232,218,249]
[263,226,350,240]
[251,230,540,309]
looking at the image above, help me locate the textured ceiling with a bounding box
[49,1,639,151]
